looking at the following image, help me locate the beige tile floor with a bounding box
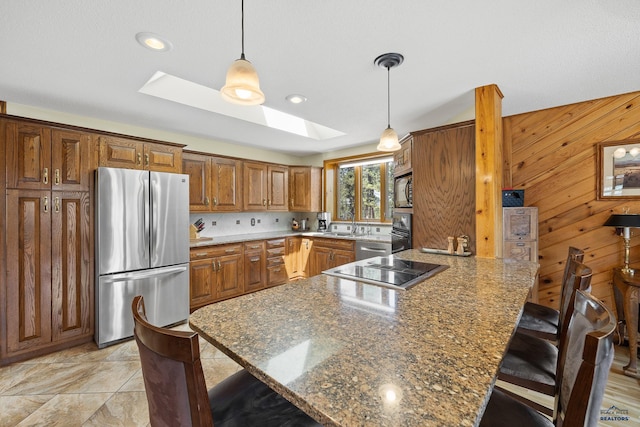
[1,328,639,426]
[0,324,242,427]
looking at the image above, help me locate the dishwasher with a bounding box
[356,240,392,260]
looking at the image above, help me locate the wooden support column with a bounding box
[475,84,504,258]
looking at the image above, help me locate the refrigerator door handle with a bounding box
[142,172,150,262]
[101,265,189,283]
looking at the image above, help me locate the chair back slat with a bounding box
[132,295,214,427]
[556,290,616,427]
[557,261,592,341]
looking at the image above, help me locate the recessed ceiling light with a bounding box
[135,32,173,52]
[286,94,307,104]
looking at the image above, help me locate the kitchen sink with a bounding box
[322,232,365,237]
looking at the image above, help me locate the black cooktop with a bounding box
[324,257,448,290]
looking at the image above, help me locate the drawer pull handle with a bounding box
[43,168,49,184]
[43,196,49,212]
[250,257,260,262]
[54,197,60,213]
[225,249,236,253]
[137,153,142,165]
[145,153,150,166]
[54,169,60,185]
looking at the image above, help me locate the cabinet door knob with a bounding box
[137,153,142,165]
[54,197,60,213]
[213,197,218,206]
[43,196,49,212]
[263,199,267,206]
[145,153,150,166]
[43,168,49,184]
[204,197,210,206]
[217,260,221,271]
[54,169,60,185]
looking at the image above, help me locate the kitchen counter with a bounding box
[189,230,391,248]
[190,250,539,426]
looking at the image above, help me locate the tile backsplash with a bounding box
[189,212,391,238]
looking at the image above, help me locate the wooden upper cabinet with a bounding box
[145,142,182,172]
[393,135,413,177]
[51,129,91,191]
[5,121,51,190]
[183,153,212,211]
[289,166,321,212]
[244,162,288,211]
[5,121,91,191]
[244,162,268,211]
[99,136,182,172]
[184,152,242,212]
[212,157,241,211]
[268,165,288,211]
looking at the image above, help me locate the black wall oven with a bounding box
[391,213,411,253]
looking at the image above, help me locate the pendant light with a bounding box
[221,0,265,105]
[375,53,403,152]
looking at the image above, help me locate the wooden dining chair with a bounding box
[495,261,593,415]
[131,295,321,427]
[517,246,585,341]
[480,289,616,427]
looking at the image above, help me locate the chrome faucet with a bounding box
[351,212,357,235]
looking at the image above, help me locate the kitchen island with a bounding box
[189,250,538,426]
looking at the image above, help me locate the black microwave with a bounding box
[394,176,412,208]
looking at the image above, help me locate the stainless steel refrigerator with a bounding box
[95,167,190,348]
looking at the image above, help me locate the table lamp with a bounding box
[603,213,640,273]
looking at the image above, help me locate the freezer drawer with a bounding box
[96,264,189,348]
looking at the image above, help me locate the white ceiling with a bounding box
[1,1,639,157]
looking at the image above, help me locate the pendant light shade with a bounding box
[221,0,265,106]
[375,53,403,152]
[378,126,400,151]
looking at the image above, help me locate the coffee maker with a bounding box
[317,212,331,232]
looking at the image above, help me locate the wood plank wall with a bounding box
[503,90,640,313]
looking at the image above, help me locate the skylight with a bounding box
[138,71,345,140]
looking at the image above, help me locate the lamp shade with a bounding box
[377,126,401,151]
[603,214,640,228]
[221,57,265,106]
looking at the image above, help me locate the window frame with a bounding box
[324,153,394,224]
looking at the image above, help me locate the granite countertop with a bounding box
[190,250,539,427]
[190,230,391,248]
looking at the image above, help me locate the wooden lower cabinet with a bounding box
[286,237,302,279]
[3,189,92,362]
[266,238,287,286]
[309,238,355,277]
[244,241,266,292]
[189,244,244,310]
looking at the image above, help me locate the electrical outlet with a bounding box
[257,219,261,224]
[212,221,217,226]
[276,218,279,223]
[236,220,240,225]
[251,218,256,226]
[376,227,380,232]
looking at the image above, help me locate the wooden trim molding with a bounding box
[0,101,6,114]
[475,84,504,258]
